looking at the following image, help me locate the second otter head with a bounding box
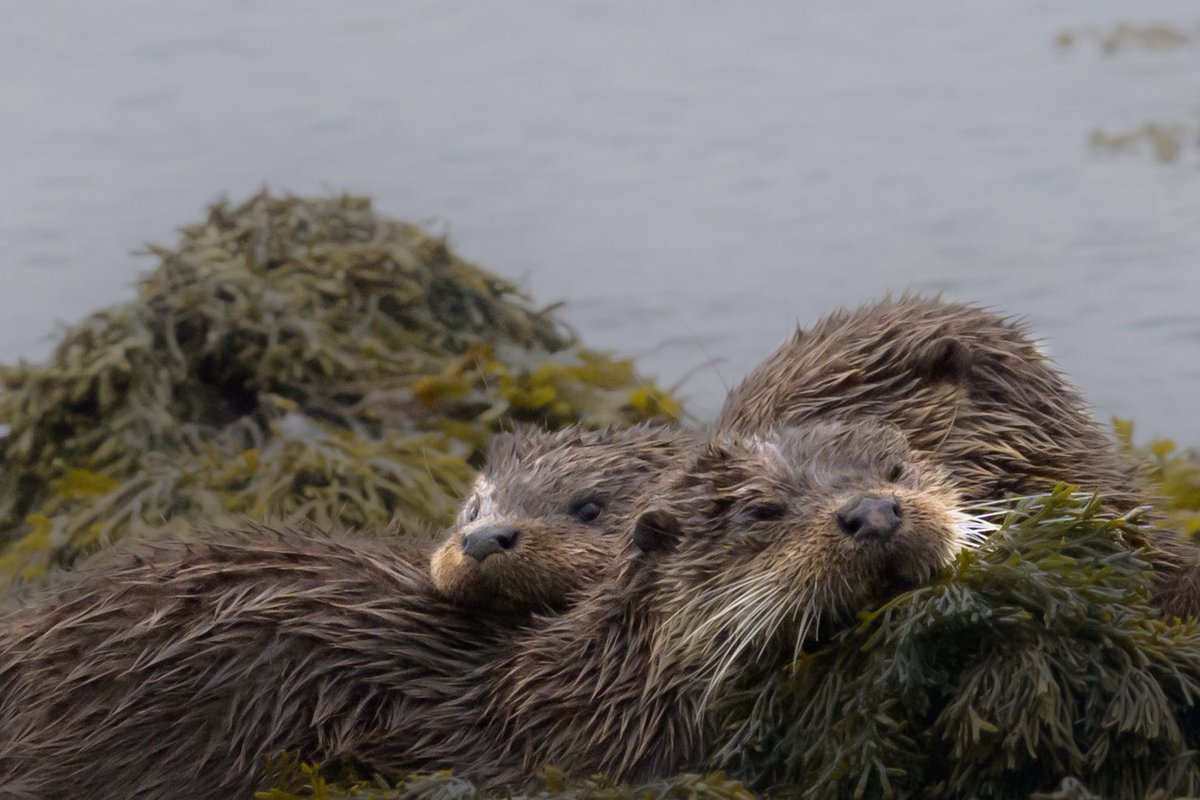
[634,420,982,693]
[430,424,691,612]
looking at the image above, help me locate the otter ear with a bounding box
[486,423,558,463]
[633,508,682,555]
[485,429,521,460]
[915,336,972,382]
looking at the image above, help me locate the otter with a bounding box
[0,421,972,799]
[430,424,694,612]
[719,297,1143,507]
[717,296,1200,617]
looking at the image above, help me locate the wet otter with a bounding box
[0,421,971,799]
[717,296,1200,617]
[719,297,1144,505]
[429,424,694,612]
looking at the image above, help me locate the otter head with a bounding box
[634,420,983,700]
[430,424,689,613]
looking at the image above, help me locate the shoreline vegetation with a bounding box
[2,193,1199,799]
[1056,21,1200,165]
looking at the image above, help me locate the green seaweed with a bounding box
[0,192,679,585]
[1116,419,1200,540]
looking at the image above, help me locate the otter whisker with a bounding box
[661,573,764,633]
[756,589,800,663]
[950,510,997,551]
[677,580,780,646]
[695,581,793,708]
[698,606,777,711]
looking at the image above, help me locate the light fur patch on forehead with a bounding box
[750,435,787,469]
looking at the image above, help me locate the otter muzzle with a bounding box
[461,525,520,562]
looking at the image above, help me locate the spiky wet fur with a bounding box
[0,529,512,798]
[430,424,695,612]
[716,296,1200,618]
[0,423,970,798]
[641,421,973,710]
[0,522,714,798]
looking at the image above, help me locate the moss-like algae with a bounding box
[0,192,679,585]
[1116,419,1200,540]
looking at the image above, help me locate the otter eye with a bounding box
[886,464,905,483]
[748,502,786,521]
[465,495,481,523]
[570,498,603,523]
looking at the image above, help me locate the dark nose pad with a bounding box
[836,496,902,540]
[461,525,520,562]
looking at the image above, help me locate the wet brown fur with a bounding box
[0,422,962,799]
[716,296,1200,617]
[430,424,694,612]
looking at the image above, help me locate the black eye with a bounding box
[885,464,905,483]
[748,503,786,521]
[466,495,481,522]
[570,499,603,523]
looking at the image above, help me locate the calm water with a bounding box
[3,1,1199,441]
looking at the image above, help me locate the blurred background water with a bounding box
[2,0,1198,440]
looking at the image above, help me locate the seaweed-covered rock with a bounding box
[712,489,1200,800]
[0,192,680,584]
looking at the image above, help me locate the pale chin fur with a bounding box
[686,509,1004,715]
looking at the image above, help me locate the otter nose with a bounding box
[461,525,520,562]
[836,497,902,540]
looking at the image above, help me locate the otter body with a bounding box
[0,530,514,799]
[430,424,694,612]
[719,297,1141,507]
[1,422,965,798]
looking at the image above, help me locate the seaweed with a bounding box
[1116,419,1200,541]
[0,192,679,585]
[1055,22,1200,55]
[1087,122,1198,165]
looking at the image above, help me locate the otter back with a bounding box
[718,297,1144,509]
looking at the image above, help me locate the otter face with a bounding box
[636,421,983,698]
[430,425,688,612]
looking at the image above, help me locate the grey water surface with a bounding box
[2,1,1199,441]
